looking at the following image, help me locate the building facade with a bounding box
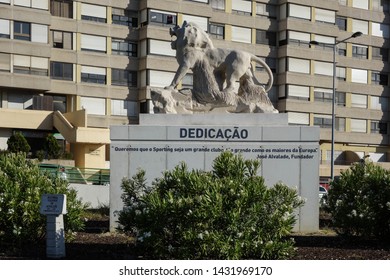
[0,0,389,178]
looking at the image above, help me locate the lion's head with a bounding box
[169,21,214,51]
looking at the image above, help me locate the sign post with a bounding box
[40,194,67,258]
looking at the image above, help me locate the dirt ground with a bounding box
[1,216,390,260]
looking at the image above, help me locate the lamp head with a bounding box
[352,31,363,38]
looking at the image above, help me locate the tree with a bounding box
[0,152,87,246]
[45,133,61,159]
[7,131,30,154]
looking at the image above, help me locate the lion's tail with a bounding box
[250,55,274,93]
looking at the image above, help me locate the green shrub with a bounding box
[0,153,87,246]
[45,134,61,160]
[36,150,45,162]
[325,162,390,240]
[7,132,30,154]
[117,151,304,259]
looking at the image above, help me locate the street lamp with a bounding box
[310,31,363,181]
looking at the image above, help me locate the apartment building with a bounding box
[0,0,389,178]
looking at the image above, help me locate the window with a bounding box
[13,55,48,76]
[314,61,333,76]
[50,61,73,81]
[112,39,137,57]
[81,34,106,53]
[287,85,310,100]
[371,121,388,134]
[287,31,310,47]
[314,88,333,103]
[265,57,277,73]
[350,119,367,133]
[353,0,369,9]
[52,30,72,49]
[31,24,48,43]
[182,15,208,32]
[372,22,390,38]
[81,66,106,84]
[351,68,368,84]
[0,19,10,38]
[338,43,347,56]
[312,35,335,52]
[81,3,106,23]
[50,0,73,18]
[288,58,310,74]
[232,0,252,15]
[315,8,335,24]
[256,57,276,73]
[209,23,224,39]
[336,17,347,31]
[111,69,137,87]
[256,30,276,46]
[13,21,46,43]
[372,47,388,61]
[149,39,174,56]
[188,0,208,3]
[149,10,177,26]
[336,92,346,106]
[210,0,225,10]
[336,67,346,80]
[372,0,389,12]
[336,118,346,132]
[314,115,332,128]
[371,71,388,85]
[80,97,105,115]
[288,112,309,125]
[231,26,251,44]
[14,21,30,41]
[371,96,389,110]
[15,0,48,9]
[148,70,175,87]
[0,52,10,72]
[352,45,368,59]
[112,8,138,27]
[352,19,368,35]
[256,3,277,19]
[351,94,367,108]
[111,99,138,117]
[288,4,311,21]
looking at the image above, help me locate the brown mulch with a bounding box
[1,218,390,260]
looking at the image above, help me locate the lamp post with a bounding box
[310,31,362,181]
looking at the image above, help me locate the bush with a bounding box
[0,152,87,246]
[45,134,61,160]
[117,151,304,259]
[36,150,45,162]
[325,162,390,240]
[7,132,30,154]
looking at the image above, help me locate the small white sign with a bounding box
[40,194,67,215]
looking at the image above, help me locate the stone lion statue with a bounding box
[165,21,274,95]
[151,21,277,114]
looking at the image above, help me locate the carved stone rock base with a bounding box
[151,83,278,114]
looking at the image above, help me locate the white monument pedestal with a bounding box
[110,114,320,232]
[45,215,66,258]
[40,194,67,259]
